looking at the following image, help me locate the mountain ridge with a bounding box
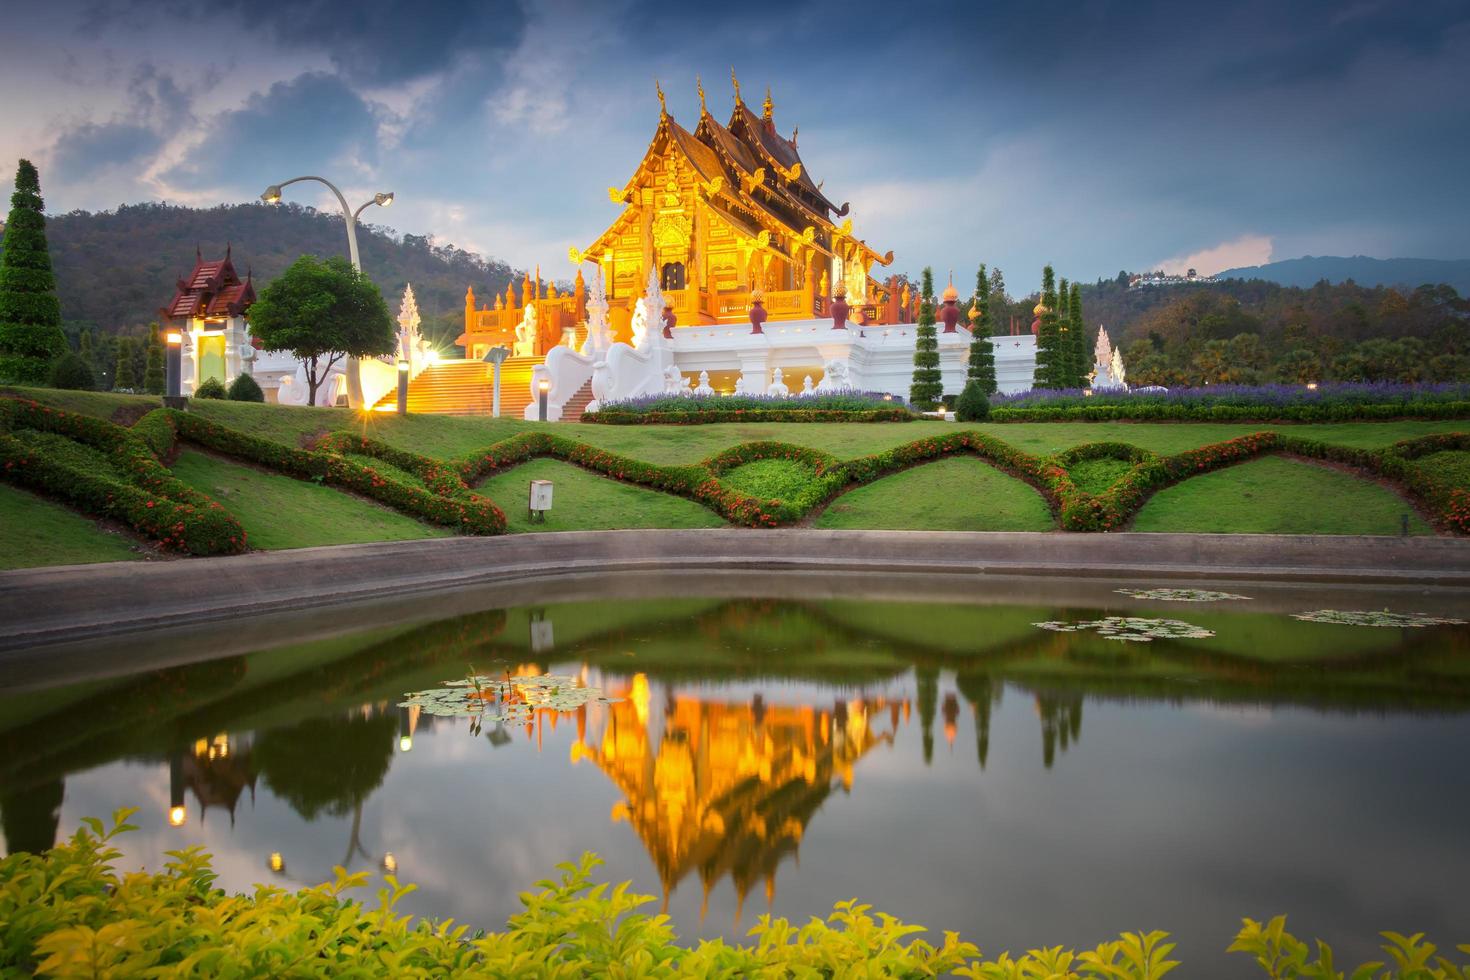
[1217,255,1470,294]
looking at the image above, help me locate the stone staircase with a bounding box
[560,379,594,422]
[374,356,541,416]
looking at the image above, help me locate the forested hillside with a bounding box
[1,202,525,347]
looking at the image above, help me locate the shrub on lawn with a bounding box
[226,373,265,402]
[193,377,226,399]
[955,381,989,421]
[5,810,1459,978]
[46,352,95,391]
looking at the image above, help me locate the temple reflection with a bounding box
[570,673,904,916]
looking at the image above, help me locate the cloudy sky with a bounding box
[2,0,1466,288]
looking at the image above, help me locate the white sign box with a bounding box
[528,480,554,513]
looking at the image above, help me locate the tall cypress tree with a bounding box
[1032,266,1062,389]
[909,266,943,409]
[1069,282,1089,388]
[143,322,165,394]
[0,160,67,385]
[78,328,95,381]
[966,263,997,395]
[1056,277,1073,387]
[113,337,136,391]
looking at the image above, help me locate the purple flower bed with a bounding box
[995,382,1470,409]
[598,391,905,414]
[988,382,1470,422]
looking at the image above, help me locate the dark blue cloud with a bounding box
[50,122,157,183]
[163,72,380,191]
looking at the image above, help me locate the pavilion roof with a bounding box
[163,247,255,320]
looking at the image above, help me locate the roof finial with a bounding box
[655,78,666,116]
[730,66,741,104]
[225,242,232,260]
[696,75,706,112]
[195,244,201,260]
[790,124,798,147]
[762,85,773,120]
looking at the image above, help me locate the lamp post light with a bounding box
[260,178,393,409]
[396,358,409,415]
[164,331,186,409]
[537,377,550,422]
[482,344,510,418]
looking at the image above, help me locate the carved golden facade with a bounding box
[572,77,901,331]
[460,77,912,356]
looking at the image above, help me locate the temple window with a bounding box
[661,262,686,291]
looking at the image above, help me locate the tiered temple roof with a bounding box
[162,246,256,321]
[580,77,891,276]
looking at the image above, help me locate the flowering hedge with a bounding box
[989,382,1470,423]
[159,412,507,535]
[0,400,245,554]
[584,407,915,424]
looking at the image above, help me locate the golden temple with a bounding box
[458,73,910,360]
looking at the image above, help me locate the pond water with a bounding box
[2,573,1467,974]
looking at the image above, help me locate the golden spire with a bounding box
[731,66,741,104]
[696,75,706,112]
[943,271,958,302]
[655,79,666,117]
[762,86,773,120]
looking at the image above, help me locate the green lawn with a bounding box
[0,483,143,568]
[814,457,1054,531]
[1132,456,1433,535]
[169,450,450,549]
[475,457,726,533]
[721,459,821,501]
[1066,457,1135,494]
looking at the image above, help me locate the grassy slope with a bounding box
[0,483,143,569]
[169,450,450,549]
[815,457,1054,531]
[475,458,725,533]
[1132,456,1433,535]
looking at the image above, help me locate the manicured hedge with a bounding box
[0,400,245,554]
[159,411,507,535]
[990,401,1470,423]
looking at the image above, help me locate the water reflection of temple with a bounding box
[571,674,903,915]
[170,733,257,827]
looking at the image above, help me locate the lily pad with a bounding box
[400,673,620,722]
[1115,588,1251,602]
[1290,609,1468,628]
[1034,616,1216,642]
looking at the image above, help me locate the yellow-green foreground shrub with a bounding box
[1,810,1466,978]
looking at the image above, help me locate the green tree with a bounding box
[77,329,96,387]
[113,337,136,390]
[1056,276,1072,383]
[1032,266,1064,389]
[143,323,165,394]
[0,160,68,384]
[227,372,265,402]
[1274,348,1322,384]
[966,263,997,394]
[248,254,396,406]
[909,267,943,409]
[47,351,95,390]
[1068,282,1088,388]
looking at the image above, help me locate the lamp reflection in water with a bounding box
[168,748,186,827]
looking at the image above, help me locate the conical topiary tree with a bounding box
[143,323,165,395]
[1032,266,1062,389]
[966,263,997,395]
[909,267,943,409]
[1069,281,1089,388]
[0,160,67,384]
[1056,277,1073,386]
[113,336,136,391]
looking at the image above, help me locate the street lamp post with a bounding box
[537,378,550,422]
[164,331,185,409]
[260,177,393,409]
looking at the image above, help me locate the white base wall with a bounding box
[663,319,1036,397]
